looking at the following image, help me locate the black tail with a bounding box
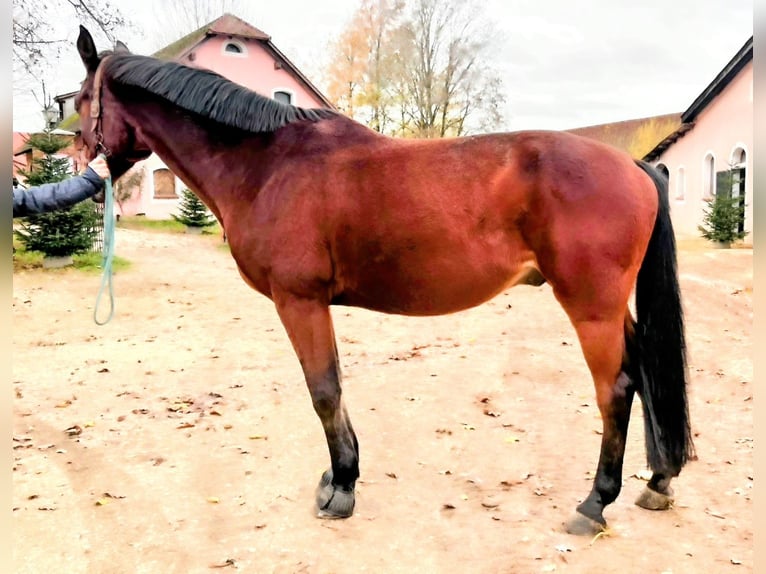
[631,160,695,476]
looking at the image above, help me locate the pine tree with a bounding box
[172,188,216,228]
[14,133,100,259]
[698,168,747,244]
[20,133,71,186]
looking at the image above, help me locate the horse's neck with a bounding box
[122,98,266,221]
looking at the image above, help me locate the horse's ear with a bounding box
[77,25,100,72]
[114,40,131,54]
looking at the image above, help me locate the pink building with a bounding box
[12,132,30,181]
[645,37,753,242]
[566,37,752,244]
[58,13,334,219]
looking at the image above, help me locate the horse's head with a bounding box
[75,26,152,180]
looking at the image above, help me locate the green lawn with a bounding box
[12,246,131,272]
[117,215,223,237]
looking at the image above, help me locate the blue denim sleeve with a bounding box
[12,167,105,217]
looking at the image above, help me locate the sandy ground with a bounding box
[12,228,752,574]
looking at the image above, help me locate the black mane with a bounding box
[104,54,338,133]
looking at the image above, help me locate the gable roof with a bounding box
[152,13,270,60]
[54,90,79,104]
[56,13,334,132]
[566,112,683,159]
[153,13,334,109]
[643,36,753,161]
[681,36,753,123]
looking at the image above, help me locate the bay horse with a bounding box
[74,26,693,533]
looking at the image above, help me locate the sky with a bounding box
[12,0,753,133]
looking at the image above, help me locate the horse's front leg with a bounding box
[273,292,359,518]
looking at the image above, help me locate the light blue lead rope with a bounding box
[94,163,115,325]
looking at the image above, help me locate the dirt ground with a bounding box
[12,228,753,574]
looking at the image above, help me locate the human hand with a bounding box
[88,155,111,180]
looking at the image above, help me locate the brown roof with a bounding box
[207,13,270,41]
[152,13,333,109]
[56,13,334,133]
[642,123,695,163]
[152,13,270,60]
[567,113,683,159]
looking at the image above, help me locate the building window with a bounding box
[702,153,715,200]
[727,147,747,235]
[731,147,746,169]
[273,90,293,105]
[222,40,247,57]
[153,168,177,199]
[675,166,685,201]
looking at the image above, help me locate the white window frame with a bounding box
[272,88,295,105]
[730,144,748,169]
[702,152,715,200]
[221,39,248,58]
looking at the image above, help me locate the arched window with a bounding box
[222,39,247,57]
[731,147,746,169]
[702,153,715,200]
[273,90,293,105]
[153,168,177,199]
[728,146,747,234]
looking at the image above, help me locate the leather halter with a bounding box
[89,55,112,157]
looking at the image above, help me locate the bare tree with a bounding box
[13,0,127,76]
[13,0,256,129]
[393,0,504,137]
[325,0,404,133]
[113,164,145,215]
[325,0,505,137]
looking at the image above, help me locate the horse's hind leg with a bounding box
[635,471,675,510]
[273,293,359,518]
[561,309,636,535]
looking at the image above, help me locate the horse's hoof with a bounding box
[635,486,674,510]
[315,469,355,519]
[564,512,606,536]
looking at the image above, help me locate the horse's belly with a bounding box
[333,252,542,316]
